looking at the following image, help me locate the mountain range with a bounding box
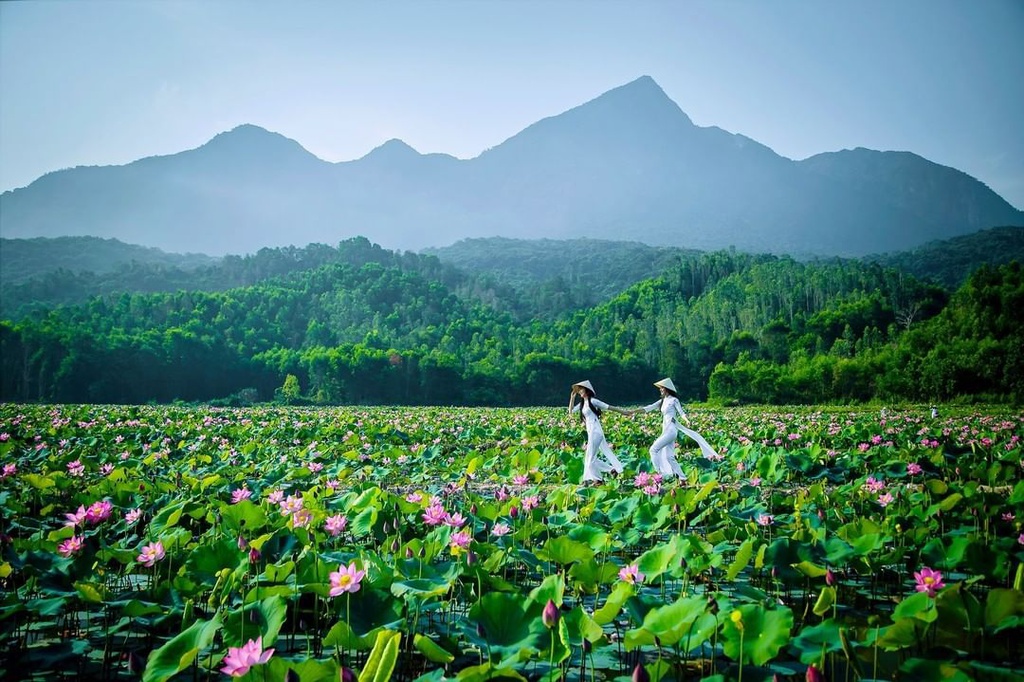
[1,76,1021,257]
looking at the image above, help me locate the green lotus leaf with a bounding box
[789,618,843,664]
[463,591,545,663]
[218,499,267,533]
[184,537,246,586]
[414,634,456,664]
[535,536,593,567]
[898,657,972,682]
[720,604,794,666]
[528,573,564,607]
[358,630,402,682]
[222,595,287,648]
[141,615,221,682]
[592,581,634,626]
[893,591,938,623]
[262,657,341,682]
[984,588,1024,629]
[391,577,452,601]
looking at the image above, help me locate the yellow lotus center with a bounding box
[924,577,935,585]
[339,575,352,585]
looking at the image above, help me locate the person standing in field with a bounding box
[568,380,629,484]
[633,378,717,479]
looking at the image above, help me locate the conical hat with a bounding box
[572,380,596,394]
[654,377,678,394]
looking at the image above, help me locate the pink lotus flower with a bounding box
[125,508,142,524]
[329,562,366,596]
[324,514,348,536]
[67,460,85,477]
[137,541,165,568]
[64,505,88,528]
[100,463,114,476]
[749,477,762,487]
[405,492,423,503]
[878,493,895,507]
[291,508,313,529]
[422,504,447,526]
[85,500,113,524]
[267,489,284,505]
[444,509,468,524]
[1018,533,1024,546]
[491,522,511,537]
[231,487,252,504]
[619,563,644,584]
[522,496,539,512]
[58,535,85,557]
[1,462,15,478]
[220,638,274,677]
[279,495,303,514]
[907,462,923,475]
[757,513,774,526]
[913,567,945,597]
[512,474,530,486]
[450,528,472,552]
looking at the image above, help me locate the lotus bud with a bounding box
[510,505,519,519]
[249,547,261,564]
[466,550,477,566]
[405,547,413,559]
[825,569,835,586]
[237,535,248,551]
[806,664,824,682]
[390,539,399,553]
[470,504,478,515]
[542,599,559,628]
[632,663,650,682]
[341,667,356,682]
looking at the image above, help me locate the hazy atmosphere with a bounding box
[2,0,1023,208]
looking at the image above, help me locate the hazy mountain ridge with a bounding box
[5,227,1021,320]
[1,76,1021,256]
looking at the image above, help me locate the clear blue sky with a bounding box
[2,0,1022,208]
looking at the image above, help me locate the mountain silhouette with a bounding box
[1,76,1020,256]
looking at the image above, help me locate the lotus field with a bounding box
[1,403,1023,682]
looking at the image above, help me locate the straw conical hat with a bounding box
[572,380,596,394]
[654,378,678,394]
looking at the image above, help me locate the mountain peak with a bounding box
[196,124,315,160]
[587,75,693,125]
[360,138,421,161]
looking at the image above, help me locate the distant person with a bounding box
[568,380,629,484]
[633,378,717,479]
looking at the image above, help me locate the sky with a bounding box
[2,0,1023,209]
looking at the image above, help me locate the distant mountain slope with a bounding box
[0,236,216,286]
[2,77,1021,257]
[865,225,1024,288]
[424,237,701,308]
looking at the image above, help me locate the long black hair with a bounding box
[579,388,602,422]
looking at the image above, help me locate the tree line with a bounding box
[0,237,1021,405]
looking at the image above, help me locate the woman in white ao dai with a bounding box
[638,377,717,478]
[568,380,628,483]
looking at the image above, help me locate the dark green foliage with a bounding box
[866,225,1024,289]
[0,237,1020,406]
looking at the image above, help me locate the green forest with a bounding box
[1,229,1022,406]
